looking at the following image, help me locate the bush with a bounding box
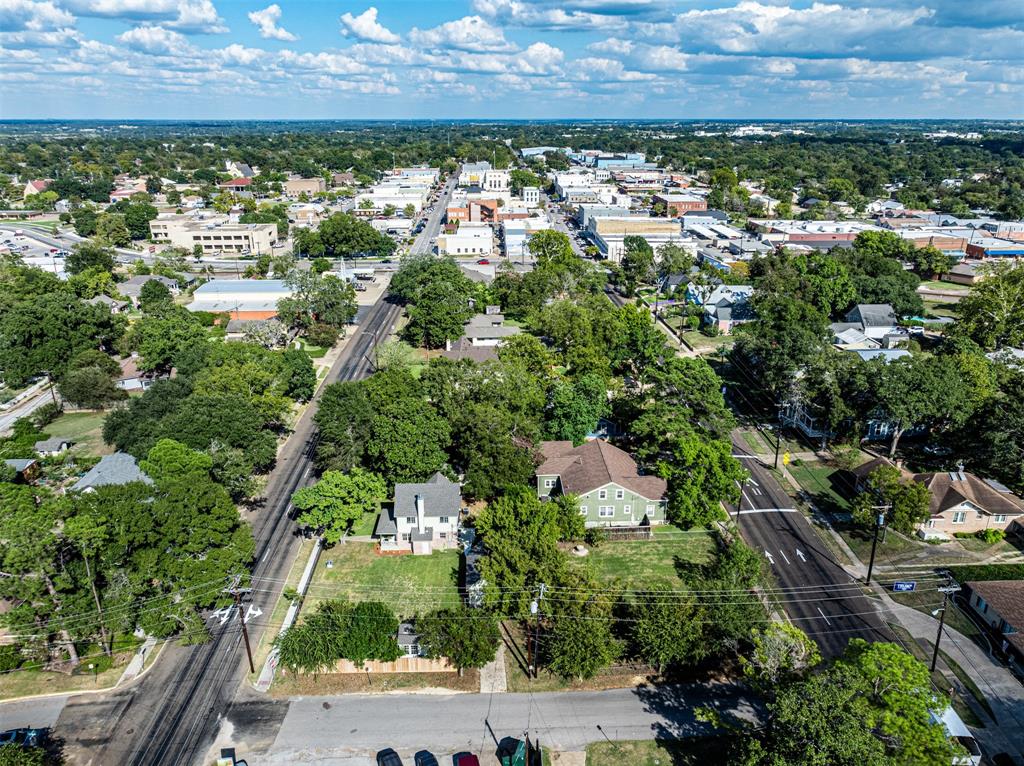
[31,401,62,428]
[0,644,23,673]
[306,322,339,348]
[975,529,1005,545]
[584,527,605,547]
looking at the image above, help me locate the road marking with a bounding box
[736,508,798,514]
[748,478,760,488]
[261,549,270,562]
[816,607,832,625]
[796,548,807,562]
[778,549,791,565]
[764,549,775,565]
[751,486,763,496]
[246,605,263,621]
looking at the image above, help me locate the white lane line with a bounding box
[741,490,756,508]
[778,549,791,565]
[816,607,832,626]
[736,508,798,514]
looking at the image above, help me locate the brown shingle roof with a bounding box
[967,580,1024,653]
[913,471,1024,517]
[537,439,666,501]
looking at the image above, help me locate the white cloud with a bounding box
[0,0,75,30]
[117,24,190,54]
[471,0,622,30]
[64,0,226,33]
[277,48,371,76]
[248,4,296,41]
[215,42,263,65]
[572,56,657,82]
[339,7,399,44]
[409,15,515,52]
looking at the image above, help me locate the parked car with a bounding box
[0,728,43,748]
[376,748,404,766]
[453,755,480,766]
[413,751,439,766]
[476,259,490,265]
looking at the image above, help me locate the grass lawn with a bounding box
[573,533,717,589]
[296,341,328,358]
[919,280,968,292]
[44,410,112,456]
[841,525,918,563]
[786,460,852,516]
[680,330,735,353]
[889,588,987,650]
[348,511,378,537]
[922,300,959,320]
[586,738,734,766]
[305,542,460,619]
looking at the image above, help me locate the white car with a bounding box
[932,707,982,766]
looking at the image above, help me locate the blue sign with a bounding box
[893,581,916,593]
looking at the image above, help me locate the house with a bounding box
[915,470,1024,539]
[33,437,73,457]
[692,284,754,334]
[374,472,461,555]
[117,355,170,392]
[3,458,39,483]
[448,314,521,350]
[965,580,1024,664]
[218,178,252,194]
[842,304,900,339]
[71,452,152,493]
[119,275,179,306]
[440,338,499,363]
[536,440,667,527]
[86,294,130,314]
[22,179,50,199]
[396,622,424,658]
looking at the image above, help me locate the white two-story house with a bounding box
[373,473,461,555]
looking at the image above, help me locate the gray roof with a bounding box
[34,436,72,452]
[462,325,521,340]
[119,275,177,297]
[4,458,36,472]
[373,510,398,536]
[72,452,153,491]
[467,313,505,327]
[847,349,911,363]
[846,304,897,328]
[394,472,461,519]
[396,622,420,651]
[410,528,434,542]
[86,294,128,308]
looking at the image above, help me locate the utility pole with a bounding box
[864,510,888,585]
[773,423,781,469]
[225,577,255,674]
[528,583,547,680]
[931,584,962,673]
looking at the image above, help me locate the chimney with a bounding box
[415,493,425,532]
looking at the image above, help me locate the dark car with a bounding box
[376,749,403,766]
[453,755,480,766]
[0,729,43,748]
[413,751,438,766]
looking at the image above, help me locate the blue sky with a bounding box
[1,0,1022,119]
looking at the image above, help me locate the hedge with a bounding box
[948,564,1024,584]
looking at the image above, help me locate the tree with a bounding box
[94,212,131,247]
[528,229,574,266]
[310,256,331,275]
[275,599,349,677]
[476,487,566,615]
[741,622,820,688]
[852,465,931,534]
[365,395,451,482]
[451,401,537,500]
[58,365,126,409]
[416,606,500,674]
[281,348,316,401]
[912,246,955,278]
[404,279,474,348]
[138,278,173,312]
[338,601,402,667]
[127,309,207,371]
[315,381,373,471]
[659,428,744,527]
[545,587,618,680]
[620,236,655,296]
[544,374,607,445]
[630,586,707,674]
[656,243,694,282]
[317,212,396,258]
[551,493,585,541]
[403,203,416,218]
[953,262,1024,350]
[874,354,974,457]
[277,271,357,332]
[66,241,115,275]
[290,468,386,543]
[242,319,288,349]
[72,207,98,237]
[123,201,158,240]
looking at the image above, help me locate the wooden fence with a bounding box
[331,656,455,674]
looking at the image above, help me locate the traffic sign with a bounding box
[892,581,916,592]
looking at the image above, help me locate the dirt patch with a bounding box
[269,669,480,697]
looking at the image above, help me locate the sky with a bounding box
[0,0,1022,120]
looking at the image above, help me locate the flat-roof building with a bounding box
[150,214,277,255]
[187,278,293,320]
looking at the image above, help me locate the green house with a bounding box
[536,440,668,527]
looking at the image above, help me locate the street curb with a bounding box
[0,641,164,706]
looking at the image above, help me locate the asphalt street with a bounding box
[256,683,757,764]
[730,434,893,658]
[37,294,402,766]
[410,171,458,256]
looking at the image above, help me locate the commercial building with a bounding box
[586,216,690,263]
[458,161,491,187]
[187,278,293,320]
[149,214,278,254]
[481,169,510,193]
[653,193,707,216]
[282,176,326,198]
[965,237,1024,259]
[575,204,631,229]
[503,217,551,260]
[436,223,493,256]
[749,219,884,244]
[522,187,540,206]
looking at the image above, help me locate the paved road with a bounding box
[45,295,403,766]
[730,434,893,658]
[254,683,757,764]
[410,172,458,256]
